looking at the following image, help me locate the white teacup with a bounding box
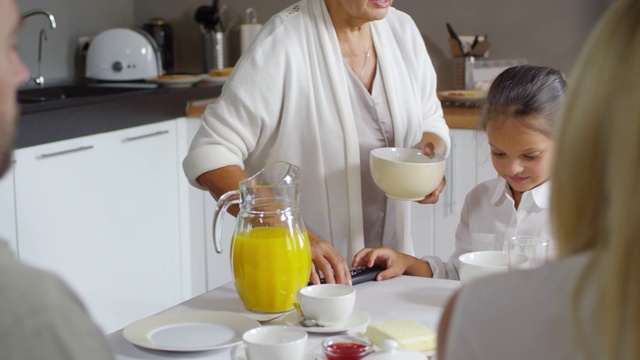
[232,325,307,360]
[458,251,527,284]
[297,284,356,327]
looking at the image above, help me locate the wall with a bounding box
[17,0,610,89]
[17,0,135,85]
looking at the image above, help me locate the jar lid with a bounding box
[363,340,425,360]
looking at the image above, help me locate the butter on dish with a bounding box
[364,320,437,352]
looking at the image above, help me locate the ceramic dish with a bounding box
[283,310,370,334]
[122,310,260,352]
[147,74,203,88]
[233,353,318,360]
[198,74,229,86]
[438,90,487,102]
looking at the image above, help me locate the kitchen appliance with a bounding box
[142,18,174,73]
[86,28,163,81]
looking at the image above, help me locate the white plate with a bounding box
[438,90,487,102]
[123,311,261,352]
[283,310,371,334]
[198,74,228,85]
[147,75,203,88]
[233,353,319,360]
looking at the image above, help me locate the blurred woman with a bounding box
[437,1,640,358]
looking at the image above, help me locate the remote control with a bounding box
[309,266,384,286]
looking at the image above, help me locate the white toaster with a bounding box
[86,28,163,81]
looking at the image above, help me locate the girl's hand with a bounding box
[351,246,409,281]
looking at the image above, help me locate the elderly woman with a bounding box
[184,0,450,284]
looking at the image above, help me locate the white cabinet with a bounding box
[430,129,495,259]
[14,120,184,334]
[176,117,233,292]
[0,163,17,254]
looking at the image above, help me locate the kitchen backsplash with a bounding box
[17,0,609,90]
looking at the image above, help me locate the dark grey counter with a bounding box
[17,85,222,148]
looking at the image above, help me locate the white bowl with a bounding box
[458,251,527,284]
[370,148,446,201]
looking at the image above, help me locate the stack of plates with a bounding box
[437,90,487,103]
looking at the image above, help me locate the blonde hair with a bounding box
[551,0,640,358]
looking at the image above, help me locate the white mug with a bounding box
[297,284,356,327]
[232,325,307,360]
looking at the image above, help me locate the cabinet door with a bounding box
[0,162,17,254]
[14,121,182,334]
[433,129,480,259]
[475,131,496,184]
[175,117,233,292]
[176,118,207,297]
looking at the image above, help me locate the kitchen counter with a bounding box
[184,99,481,129]
[18,87,480,149]
[17,85,222,148]
[442,106,481,129]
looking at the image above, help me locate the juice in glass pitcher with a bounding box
[212,161,312,313]
[232,227,311,313]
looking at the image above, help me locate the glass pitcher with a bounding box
[212,161,311,313]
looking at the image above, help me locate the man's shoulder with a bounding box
[0,255,85,326]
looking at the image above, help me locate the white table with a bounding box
[107,276,460,359]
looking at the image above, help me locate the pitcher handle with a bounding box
[212,190,241,254]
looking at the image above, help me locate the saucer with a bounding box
[283,310,370,333]
[147,75,203,88]
[233,352,318,360]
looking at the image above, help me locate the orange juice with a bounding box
[232,227,311,313]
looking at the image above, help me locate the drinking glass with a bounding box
[508,236,550,270]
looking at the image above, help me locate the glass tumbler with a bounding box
[508,236,550,270]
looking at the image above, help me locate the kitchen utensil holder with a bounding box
[203,30,226,72]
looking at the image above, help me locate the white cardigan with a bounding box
[183,0,450,260]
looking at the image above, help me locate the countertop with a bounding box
[442,106,481,129]
[17,85,222,149]
[18,86,480,149]
[185,99,481,130]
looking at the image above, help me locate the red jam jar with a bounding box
[321,335,374,360]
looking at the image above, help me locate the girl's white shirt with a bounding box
[424,177,554,280]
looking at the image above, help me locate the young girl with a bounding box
[352,64,566,280]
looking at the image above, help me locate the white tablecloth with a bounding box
[107,276,460,359]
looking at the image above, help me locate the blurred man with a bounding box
[0,0,113,358]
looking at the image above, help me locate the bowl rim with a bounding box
[458,251,509,268]
[370,147,445,163]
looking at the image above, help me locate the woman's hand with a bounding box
[414,139,446,204]
[308,232,351,285]
[416,177,446,204]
